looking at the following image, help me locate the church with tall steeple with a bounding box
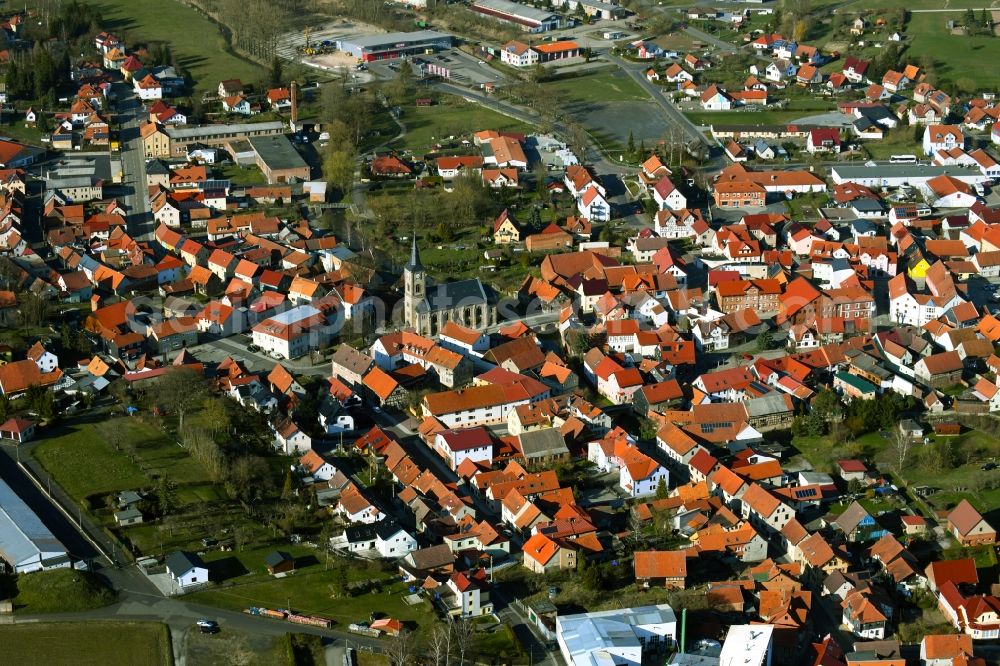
[402,236,494,336]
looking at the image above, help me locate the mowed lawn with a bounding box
[33,417,212,504]
[0,622,172,665]
[543,70,649,104]
[905,12,1000,91]
[393,96,530,153]
[92,0,262,92]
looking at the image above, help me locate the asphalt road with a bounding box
[113,83,153,241]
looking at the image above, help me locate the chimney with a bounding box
[290,80,298,128]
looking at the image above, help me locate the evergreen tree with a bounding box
[626,130,636,157]
[270,57,284,88]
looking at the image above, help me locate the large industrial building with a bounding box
[248,135,311,184]
[471,0,563,32]
[0,477,71,574]
[336,30,453,62]
[164,121,286,157]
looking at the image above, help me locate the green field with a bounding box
[7,568,117,613]
[0,622,172,665]
[542,70,649,104]
[187,547,431,627]
[218,163,267,186]
[905,12,1000,91]
[34,417,212,504]
[92,0,263,92]
[793,427,1000,516]
[392,95,530,153]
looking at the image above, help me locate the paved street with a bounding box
[113,82,153,241]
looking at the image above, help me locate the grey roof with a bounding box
[146,159,170,175]
[248,135,308,173]
[166,121,285,141]
[117,490,143,506]
[407,236,423,273]
[851,200,884,214]
[472,0,558,22]
[518,428,569,459]
[832,165,984,180]
[374,520,409,541]
[0,477,68,571]
[165,550,206,577]
[340,30,452,50]
[264,550,293,567]
[403,543,455,570]
[47,176,99,190]
[744,394,792,418]
[344,524,376,543]
[330,344,375,377]
[832,501,872,533]
[114,507,142,521]
[419,279,488,314]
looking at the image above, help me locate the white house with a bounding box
[923,125,965,156]
[26,342,58,374]
[445,569,494,618]
[700,86,733,111]
[434,427,494,471]
[274,419,312,455]
[251,305,328,360]
[375,521,418,558]
[620,451,668,498]
[223,95,252,116]
[299,450,337,481]
[165,551,209,590]
[500,41,538,67]
[439,321,491,356]
[578,184,610,222]
[653,177,687,211]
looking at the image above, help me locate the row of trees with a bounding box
[963,8,995,38]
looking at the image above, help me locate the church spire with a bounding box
[406,230,423,272]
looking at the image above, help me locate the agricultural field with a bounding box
[88,0,264,92]
[0,622,172,666]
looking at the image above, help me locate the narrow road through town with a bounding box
[113,82,153,241]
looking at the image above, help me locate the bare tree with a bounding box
[452,618,476,666]
[889,427,912,474]
[385,630,415,666]
[428,623,453,666]
[153,366,208,434]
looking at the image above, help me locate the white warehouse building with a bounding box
[0,477,71,573]
[557,604,678,666]
[829,165,989,188]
